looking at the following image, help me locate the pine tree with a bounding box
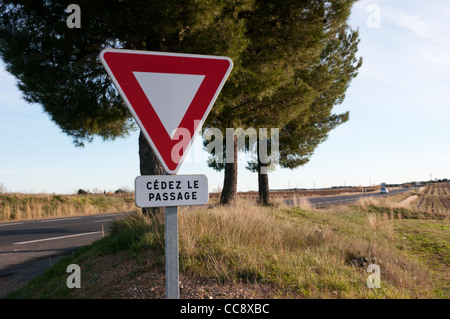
[205,0,362,205]
[0,0,362,208]
[204,0,333,204]
[250,24,363,204]
[0,0,250,213]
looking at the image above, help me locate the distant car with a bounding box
[380,187,389,194]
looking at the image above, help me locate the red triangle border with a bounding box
[100,49,233,174]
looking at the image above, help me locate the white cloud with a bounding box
[383,7,430,38]
[359,4,450,70]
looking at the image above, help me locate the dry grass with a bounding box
[213,187,381,199]
[175,199,433,298]
[0,193,138,222]
[271,196,315,210]
[357,193,418,212]
[7,195,446,299]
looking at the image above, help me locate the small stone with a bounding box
[350,257,369,268]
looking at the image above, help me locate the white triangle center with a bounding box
[133,72,205,138]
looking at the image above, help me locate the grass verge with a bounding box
[5,196,448,299]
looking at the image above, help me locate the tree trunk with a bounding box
[257,138,270,205]
[139,130,164,217]
[220,135,238,204]
[257,162,270,206]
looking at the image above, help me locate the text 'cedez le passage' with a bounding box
[146,179,200,201]
[134,175,209,208]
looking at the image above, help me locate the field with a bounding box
[417,183,450,217]
[1,187,379,222]
[355,183,450,220]
[0,193,138,222]
[210,186,380,200]
[5,188,449,299]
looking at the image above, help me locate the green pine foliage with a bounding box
[0,0,250,146]
[0,1,361,199]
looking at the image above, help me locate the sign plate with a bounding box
[100,49,233,174]
[135,175,208,208]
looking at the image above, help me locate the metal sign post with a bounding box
[165,204,179,299]
[164,170,179,300]
[134,173,209,299]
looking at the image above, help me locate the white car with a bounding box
[380,187,389,194]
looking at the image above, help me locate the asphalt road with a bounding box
[285,188,412,208]
[0,212,126,297]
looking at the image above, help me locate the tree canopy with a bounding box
[202,0,362,203]
[0,0,362,206]
[0,0,251,146]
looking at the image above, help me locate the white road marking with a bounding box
[14,231,103,245]
[0,222,24,227]
[41,217,81,223]
[95,214,121,218]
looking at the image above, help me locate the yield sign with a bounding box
[100,49,233,174]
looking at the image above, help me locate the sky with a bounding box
[1,0,449,194]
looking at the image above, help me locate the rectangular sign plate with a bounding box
[135,175,209,207]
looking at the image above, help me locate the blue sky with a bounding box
[1,0,449,194]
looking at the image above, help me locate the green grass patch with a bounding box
[393,219,449,297]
